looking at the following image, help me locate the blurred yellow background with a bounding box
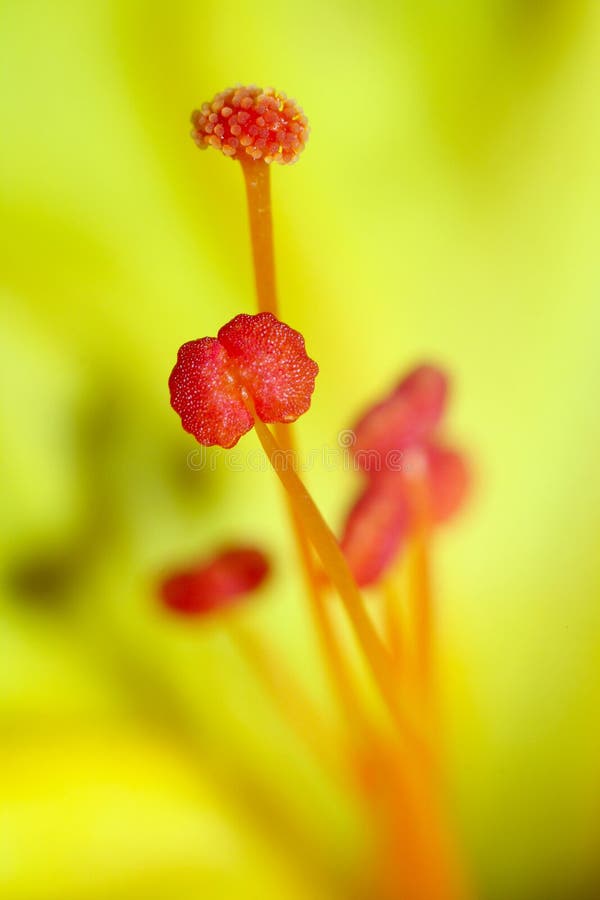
[2,1,600,898]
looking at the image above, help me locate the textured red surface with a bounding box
[168,337,253,449]
[218,313,319,425]
[161,547,270,616]
[169,313,318,447]
[191,86,309,165]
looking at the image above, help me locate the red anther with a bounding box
[160,547,270,616]
[191,86,309,165]
[217,313,318,425]
[352,365,448,473]
[340,442,469,586]
[340,476,411,588]
[425,444,470,523]
[340,441,469,587]
[340,361,469,586]
[169,312,318,448]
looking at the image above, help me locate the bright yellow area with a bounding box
[2,1,600,898]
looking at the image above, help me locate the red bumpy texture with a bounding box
[169,312,318,448]
[191,86,309,165]
[161,547,270,616]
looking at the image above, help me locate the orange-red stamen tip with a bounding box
[169,312,318,448]
[160,547,270,616]
[191,85,309,165]
[340,364,470,586]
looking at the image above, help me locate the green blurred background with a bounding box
[2,1,600,898]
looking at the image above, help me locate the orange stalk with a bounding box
[252,413,416,738]
[382,568,404,673]
[408,477,434,703]
[402,457,434,705]
[241,159,278,316]
[240,156,361,733]
[409,534,431,690]
[277,478,365,734]
[377,747,469,900]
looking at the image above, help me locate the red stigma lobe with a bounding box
[169,312,318,448]
[217,313,319,425]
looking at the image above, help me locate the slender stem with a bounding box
[382,570,404,672]
[408,475,434,702]
[239,156,361,733]
[252,414,417,738]
[241,159,278,315]
[377,746,469,900]
[274,423,365,735]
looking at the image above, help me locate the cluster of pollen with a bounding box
[160,547,270,616]
[340,364,469,587]
[191,85,309,164]
[169,312,318,448]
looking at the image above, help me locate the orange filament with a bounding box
[407,473,434,704]
[410,529,433,699]
[239,149,361,733]
[376,748,469,900]
[251,413,417,738]
[278,484,365,734]
[241,159,278,316]
[382,566,404,673]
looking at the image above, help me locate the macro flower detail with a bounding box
[341,364,469,586]
[340,476,412,589]
[170,85,473,900]
[191,85,309,164]
[425,443,471,523]
[169,311,318,448]
[351,364,448,472]
[160,547,270,616]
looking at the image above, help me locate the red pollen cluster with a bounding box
[340,364,469,587]
[169,312,318,448]
[352,365,448,472]
[341,478,412,590]
[160,547,270,616]
[191,85,309,165]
